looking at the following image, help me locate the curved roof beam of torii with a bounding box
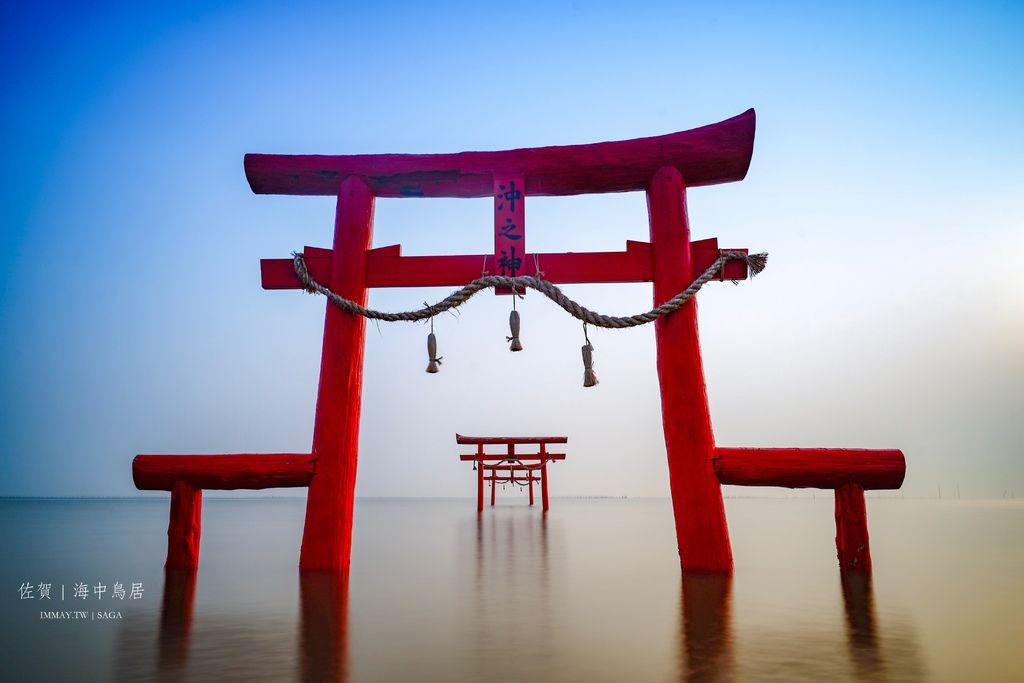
[244,109,755,198]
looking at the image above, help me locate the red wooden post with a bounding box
[165,482,202,570]
[648,166,732,573]
[476,453,484,513]
[529,478,534,506]
[835,483,872,571]
[490,473,496,506]
[541,463,549,512]
[299,176,375,572]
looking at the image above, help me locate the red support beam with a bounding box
[260,240,749,290]
[460,454,566,462]
[835,484,872,571]
[649,166,733,573]
[529,478,534,506]
[245,110,755,198]
[165,482,202,570]
[299,176,375,572]
[713,448,905,490]
[133,454,315,490]
[457,434,568,445]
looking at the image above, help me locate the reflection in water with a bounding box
[840,570,882,678]
[298,571,350,683]
[158,569,197,674]
[679,568,926,682]
[34,499,991,681]
[678,574,734,682]
[471,509,553,679]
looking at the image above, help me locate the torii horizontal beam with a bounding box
[261,239,749,290]
[460,454,566,462]
[456,434,568,445]
[481,465,549,472]
[244,109,755,198]
[133,454,315,490]
[713,448,905,490]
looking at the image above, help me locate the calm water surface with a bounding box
[1,498,1022,681]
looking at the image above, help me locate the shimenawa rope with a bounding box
[292,250,766,329]
[292,249,766,384]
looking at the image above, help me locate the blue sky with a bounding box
[1,1,1021,497]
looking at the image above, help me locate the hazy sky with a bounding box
[1,1,1021,499]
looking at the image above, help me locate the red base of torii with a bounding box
[133,108,905,574]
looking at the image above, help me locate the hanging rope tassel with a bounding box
[508,309,523,352]
[582,343,598,387]
[426,332,441,373]
[425,306,442,373]
[581,322,598,387]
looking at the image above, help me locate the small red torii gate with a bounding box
[133,108,905,574]
[456,435,567,512]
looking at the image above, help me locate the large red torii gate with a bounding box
[134,108,905,574]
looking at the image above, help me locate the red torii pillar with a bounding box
[649,167,732,573]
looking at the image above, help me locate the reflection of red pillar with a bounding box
[300,177,375,571]
[300,572,350,683]
[477,459,484,512]
[490,472,496,506]
[158,569,197,672]
[166,482,201,570]
[835,483,872,571]
[529,477,535,506]
[648,167,732,573]
[541,464,549,512]
[679,574,733,681]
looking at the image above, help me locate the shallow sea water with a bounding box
[1,497,1022,681]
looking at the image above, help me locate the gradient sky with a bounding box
[1,1,1021,498]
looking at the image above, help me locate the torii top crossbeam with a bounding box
[244,109,755,198]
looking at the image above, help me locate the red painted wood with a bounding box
[483,476,539,482]
[461,455,566,463]
[648,166,732,573]
[529,479,534,506]
[457,435,568,445]
[133,454,315,490]
[261,241,748,290]
[477,457,484,512]
[835,483,872,571]
[490,477,496,506]
[245,110,755,197]
[541,464,549,513]
[165,482,202,570]
[299,176,374,572]
[494,174,525,294]
[713,448,905,490]
[482,465,546,472]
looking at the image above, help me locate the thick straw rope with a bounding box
[293,250,766,330]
